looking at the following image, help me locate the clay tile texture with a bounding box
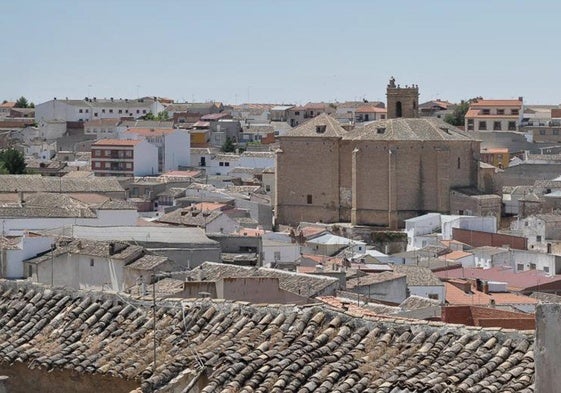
[0,281,536,392]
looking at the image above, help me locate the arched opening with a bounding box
[396,101,402,117]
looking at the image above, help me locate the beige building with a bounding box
[465,98,523,132]
[276,80,481,229]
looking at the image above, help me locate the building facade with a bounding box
[465,98,523,132]
[91,139,158,177]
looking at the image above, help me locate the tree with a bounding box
[142,112,156,120]
[0,149,26,174]
[444,97,481,127]
[221,137,235,153]
[156,111,169,121]
[14,96,30,109]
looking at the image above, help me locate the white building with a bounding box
[405,213,496,251]
[35,97,164,123]
[121,128,191,172]
[262,232,301,268]
[84,118,121,138]
[91,139,158,177]
[0,233,53,279]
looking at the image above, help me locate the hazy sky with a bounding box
[2,1,560,105]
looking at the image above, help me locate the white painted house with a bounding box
[122,128,191,172]
[0,233,53,279]
[262,232,301,268]
[35,97,164,123]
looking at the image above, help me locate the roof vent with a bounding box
[376,127,386,134]
[315,125,327,134]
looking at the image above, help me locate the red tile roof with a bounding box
[436,266,561,291]
[0,101,16,108]
[444,282,537,306]
[470,99,523,107]
[123,128,176,136]
[93,139,142,146]
[355,106,387,114]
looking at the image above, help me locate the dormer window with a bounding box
[315,125,326,134]
[377,127,386,134]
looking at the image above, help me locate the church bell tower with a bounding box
[386,77,419,119]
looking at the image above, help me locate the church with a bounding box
[275,79,482,228]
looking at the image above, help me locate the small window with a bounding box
[307,194,312,204]
[511,109,519,115]
[457,157,461,169]
[109,109,113,113]
[94,112,98,117]
[90,259,94,267]
[479,121,487,130]
[315,125,326,134]
[553,129,559,135]
[537,235,542,242]
[143,110,147,114]
[225,162,230,167]
[102,109,106,113]
[274,251,281,260]
[265,185,271,192]
[118,109,122,114]
[517,263,524,271]
[294,111,300,116]
[376,127,386,134]
[428,294,439,300]
[493,121,501,131]
[530,263,536,270]
[482,109,490,115]
[540,130,546,135]
[544,266,550,273]
[85,109,89,113]
[508,121,516,130]
[79,109,83,113]
[219,162,224,166]
[497,109,505,115]
[28,265,33,277]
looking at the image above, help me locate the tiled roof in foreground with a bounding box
[0,281,535,392]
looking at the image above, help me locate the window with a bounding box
[540,130,546,135]
[90,259,94,267]
[544,266,550,273]
[225,162,230,166]
[554,129,560,135]
[105,162,110,168]
[143,110,147,114]
[28,265,33,277]
[219,162,224,166]
[126,150,132,157]
[537,235,542,242]
[94,112,98,117]
[102,109,106,113]
[482,109,490,115]
[94,162,100,168]
[105,150,111,156]
[307,194,312,204]
[294,111,300,116]
[125,109,129,113]
[517,263,524,271]
[94,150,101,157]
[274,251,281,261]
[493,121,501,130]
[478,121,487,130]
[508,121,516,131]
[457,157,461,169]
[136,110,140,114]
[530,263,536,270]
[126,163,132,169]
[118,109,122,114]
[428,294,439,300]
[511,109,519,115]
[265,185,271,192]
[109,109,113,113]
[497,109,505,115]
[85,109,89,113]
[79,109,83,113]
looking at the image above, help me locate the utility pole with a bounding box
[50,244,54,287]
[152,270,157,373]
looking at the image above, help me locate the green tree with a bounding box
[221,137,235,153]
[156,111,169,121]
[0,149,26,174]
[14,96,30,108]
[444,97,481,127]
[142,112,156,120]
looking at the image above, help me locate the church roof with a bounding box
[284,113,347,138]
[344,117,475,141]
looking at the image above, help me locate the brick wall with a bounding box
[453,228,527,250]
[442,305,535,330]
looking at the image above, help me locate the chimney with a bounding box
[18,191,24,204]
[108,242,115,256]
[518,96,523,102]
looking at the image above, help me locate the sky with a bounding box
[2,1,560,106]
